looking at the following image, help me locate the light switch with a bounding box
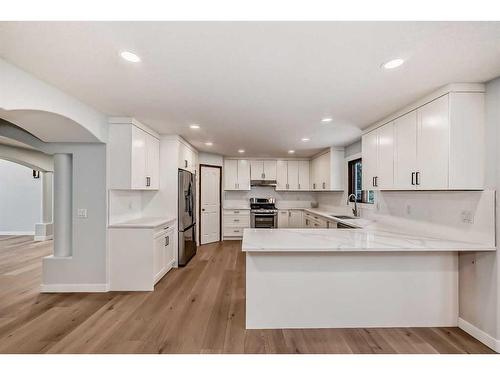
[77,209,88,218]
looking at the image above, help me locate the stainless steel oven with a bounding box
[249,198,277,228]
[251,211,277,228]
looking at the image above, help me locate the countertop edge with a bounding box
[108,217,176,229]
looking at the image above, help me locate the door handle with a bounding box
[416,172,421,186]
[298,183,300,189]
[202,208,205,211]
[322,182,325,189]
[411,172,415,185]
[165,236,169,246]
[313,183,316,189]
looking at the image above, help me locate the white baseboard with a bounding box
[34,235,53,241]
[0,231,35,235]
[40,283,109,293]
[458,317,500,353]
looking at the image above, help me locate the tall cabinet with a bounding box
[363,85,485,191]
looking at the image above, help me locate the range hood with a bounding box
[250,179,277,187]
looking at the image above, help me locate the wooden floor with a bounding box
[0,235,495,354]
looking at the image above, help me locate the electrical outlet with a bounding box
[461,210,474,224]
[77,208,88,219]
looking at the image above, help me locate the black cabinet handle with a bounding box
[416,172,421,186]
[372,177,375,187]
[411,172,415,185]
[146,176,151,187]
[165,236,169,246]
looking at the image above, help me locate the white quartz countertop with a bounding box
[109,217,176,229]
[242,228,496,252]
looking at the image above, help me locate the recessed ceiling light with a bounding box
[120,51,141,63]
[288,150,295,154]
[205,142,213,146]
[382,58,404,70]
[301,138,310,142]
[321,117,333,123]
[189,124,200,129]
[238,149,245,153]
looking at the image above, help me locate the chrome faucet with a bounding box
[347,194,359,217]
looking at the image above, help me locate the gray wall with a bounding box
[458,77,500,342]
[0,159,41,234]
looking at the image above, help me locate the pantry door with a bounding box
[200,165,222,245]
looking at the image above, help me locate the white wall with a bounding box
[199,152,223,167]
[0,159,41,234]
[458,76,500,349]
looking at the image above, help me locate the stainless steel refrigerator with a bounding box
[178,169,197,266]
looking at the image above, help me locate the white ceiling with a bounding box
[1,22,500,157]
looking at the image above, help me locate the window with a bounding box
[348,158,374,204]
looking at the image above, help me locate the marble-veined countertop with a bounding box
[108,217,176,229]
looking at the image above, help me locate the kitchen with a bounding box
[1,20,500,361]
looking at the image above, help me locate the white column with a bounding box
[34,171,54,241]
[53,154,72,257]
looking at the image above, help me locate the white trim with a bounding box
[458,317,500,353]
[0,231,34,235]
[108,117,160,139]
[34,234,53,241]
[40,283,109,293]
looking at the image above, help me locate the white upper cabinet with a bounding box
[310,148,344,191]
[224,159,250,190]
[298,160,310,190]
[394,111,417,189]
[109,119,160,190]
[364,86,485,191]
[275,160,309,190]
[178,142,197,174]
[362,123,395,190]
[250,160,277,181]
[416,95,449,190]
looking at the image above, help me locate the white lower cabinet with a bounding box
[278,210,303,228]
[110,222,175,291]
[223,209,250,239]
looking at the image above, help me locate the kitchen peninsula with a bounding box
[242,223,495,329]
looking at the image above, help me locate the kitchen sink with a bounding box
[331,215,359,220]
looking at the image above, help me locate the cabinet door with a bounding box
[310,157,319,190]
[224,159,238,190]
[263,160,277,180]
[417,95,449,190]
[278,210,289,228]
[131,126,147,189]
[394,112,417,189]
[298,160,310,190]
[146,135,160,189]
[376,123,394,189]
[287,160,299,190]
[153,233,166,281]
[288,210,303,228]
[276,160,288,190]
[164,230,175,272]
[318,152,331,190]
[237,159,251,190]
[362,131,378,190]
[250,160,264,180]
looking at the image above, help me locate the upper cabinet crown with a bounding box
[362,85,485,191]
[224,159,251,190]
[109,118,160,190]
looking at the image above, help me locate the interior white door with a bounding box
[201,166,221,245]
[417,95,450,190]
[394,111,418,189]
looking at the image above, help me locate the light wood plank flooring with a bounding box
[0,235,495,354]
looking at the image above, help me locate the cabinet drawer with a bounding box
[223,215,250,227]
[224,227,245,237]
[223,209,249,216]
